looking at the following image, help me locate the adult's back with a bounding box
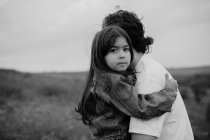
[129,55,194,140]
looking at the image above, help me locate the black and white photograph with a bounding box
[0,0,210,140]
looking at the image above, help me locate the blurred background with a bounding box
[0,0,210,140]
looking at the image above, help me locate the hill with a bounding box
[168,66,210,76]
[0,66,210,140]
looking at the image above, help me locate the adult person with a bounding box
[102,10,194,140]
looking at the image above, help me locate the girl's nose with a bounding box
[119,50,125,59]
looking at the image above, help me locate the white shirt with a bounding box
[129,55,194,140]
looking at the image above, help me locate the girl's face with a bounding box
[104,37,131,72]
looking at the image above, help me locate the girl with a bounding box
[76,26,177,140]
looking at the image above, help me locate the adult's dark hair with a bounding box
[76,26,134,125]
[102,10,154,54]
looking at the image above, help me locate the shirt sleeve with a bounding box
[129,78,168,137]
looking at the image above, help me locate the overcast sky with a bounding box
[0,0,210,72]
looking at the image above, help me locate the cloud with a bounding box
[0,0,9,7]
[1,0,210,71]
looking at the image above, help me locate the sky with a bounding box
[0,0,210,72]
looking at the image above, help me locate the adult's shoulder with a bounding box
[143,55,166,70]
[138,55,172,82]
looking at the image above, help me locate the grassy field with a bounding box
[0,67,210,140]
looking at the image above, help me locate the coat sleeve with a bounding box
[94,72,177,120]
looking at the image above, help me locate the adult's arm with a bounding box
[132,134,156,140]
[129,73,175,140]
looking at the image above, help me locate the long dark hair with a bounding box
[76,26,134,125]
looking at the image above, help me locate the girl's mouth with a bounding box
[117,62,127,65]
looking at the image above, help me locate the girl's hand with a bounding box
[165,73,178,99]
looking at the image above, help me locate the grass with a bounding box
[0,68,210,140]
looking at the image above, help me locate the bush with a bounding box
[189,74,210,103]
[40,85,66,97]
[206,101,210,139]
[179,86,189,100]
[0,84,22,100]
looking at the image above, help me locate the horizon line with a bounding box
[1,65,210,74]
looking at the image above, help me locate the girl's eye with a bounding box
[110,48,118,53]
[124,47,130,52]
